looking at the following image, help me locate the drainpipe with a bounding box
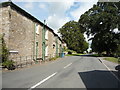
[56,37,58,57]
[42,20,46,60]
[33,23,36,61]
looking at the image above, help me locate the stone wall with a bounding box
[0,6,44,62]
[0,3,63,63]
[58,38,62,54]
[0,6,10,48]
[35,24,42,59]
[8,7,35,61]
[47,30,55,58]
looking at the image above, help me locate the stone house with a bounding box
[0,1,63,63]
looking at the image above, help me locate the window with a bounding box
[36,24,39,34]
[45,30,48,40]
[45,45,48,56]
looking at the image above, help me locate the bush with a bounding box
[1,34,9,62]
[0,34,16,70]
[68,51,72,54]
[2,60,15,70]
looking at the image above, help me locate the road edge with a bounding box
[97,57,120,82]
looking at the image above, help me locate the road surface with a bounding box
[2,55,120,89]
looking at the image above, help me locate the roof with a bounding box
[0,1,63,42]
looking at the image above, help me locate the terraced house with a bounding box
[0,1,64,65]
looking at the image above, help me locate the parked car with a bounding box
[115,65,120,78]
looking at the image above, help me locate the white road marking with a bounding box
[29,72,57,89]
[64,63,72,69]
[100,59,120,82]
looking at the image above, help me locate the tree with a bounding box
[91,32,120,55]
[79,2,120,56]
[59,21,88,53]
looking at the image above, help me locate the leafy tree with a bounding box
[59,21,88,53]
[79,2,120,56]
[91,32,120,55]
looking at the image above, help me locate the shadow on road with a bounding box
[70,54,100,57]
[68,54,96,57]
[78,70,120,89]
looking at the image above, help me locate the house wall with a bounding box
[0,6,43,62]
[47,29,55,58]
[0,6,10,62]
[0,6,10,47]
[35,24,42,60]
[8,7,35,61]
[0,3,63,63]
[57,38,62,54]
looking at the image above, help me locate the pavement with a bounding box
[97,57,119,71]
[1,56,120,89]
[97,57,120,81]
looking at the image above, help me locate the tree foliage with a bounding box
[79,2,120,55]
[59,21,88,53]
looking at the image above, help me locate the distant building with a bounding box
[0,1,64,64]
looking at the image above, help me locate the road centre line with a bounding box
[29,72,57,89]
[64,63,72,69]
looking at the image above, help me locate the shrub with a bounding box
[2,60,15,70]
[1,34,9,62]
[68,51,72,54]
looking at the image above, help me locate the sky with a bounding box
[1,0,99,51]
[0,0,98,34]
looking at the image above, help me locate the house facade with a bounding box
[0,1,64,64]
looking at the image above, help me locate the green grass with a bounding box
[89,54,103,57]
[66,53,84,56]
[103,57,120,64]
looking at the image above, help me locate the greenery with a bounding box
[0,34,9,62]
[2,60,14,67]
[89,54,102,57]
[104,57,120,64]
[78,2,120,56]
[66,53,84,56]
[66,49,77,54]
[59,21,88,53]
[49,56,59,61]
[0,34,15,70]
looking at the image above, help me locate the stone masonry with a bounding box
[0,1,64,64]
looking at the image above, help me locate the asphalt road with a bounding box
[2,56,120,89]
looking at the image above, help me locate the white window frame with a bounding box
[45,45,48,56]
[36,24,39,34]
[45,30,48,40]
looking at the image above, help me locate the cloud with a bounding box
[23,2,34,9]
[47,14,70,30]
[70,1,98,21]
[46,0,74,34]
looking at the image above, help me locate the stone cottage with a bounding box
[0,1,63,64]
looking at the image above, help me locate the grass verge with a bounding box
[49,56,59,61]
[103,57,120,64]
[66,53,84,56]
